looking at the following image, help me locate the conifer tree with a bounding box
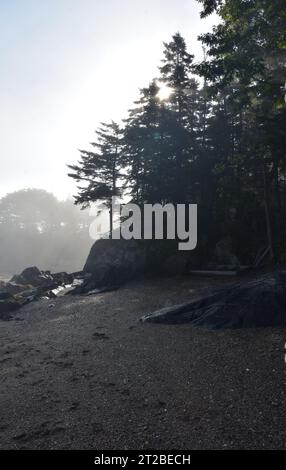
[159,33,197,202]
[196,0,286,259]
[124,81,176,204]
[68,121,123,234]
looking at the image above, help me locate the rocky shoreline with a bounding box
[0,266,87,320]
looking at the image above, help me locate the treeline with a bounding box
[68,0,286,265]
[0,189,92,275]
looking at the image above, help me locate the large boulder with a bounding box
[81,238,196,293]
[82,238,147,290]
[10,266,55,288]
[141,271,286,329]
[10,266,40,285]
[9,267,75,291]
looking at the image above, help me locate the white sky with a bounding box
[0,0,217,199]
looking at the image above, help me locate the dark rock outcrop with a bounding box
[10,266,56,288]
[82,238,147,291]
[141,272,286,329]
[0,282,30,295]
[82,238,193,292]
[0,267,81,318]
[52,272,74,285]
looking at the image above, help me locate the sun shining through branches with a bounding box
[156,83,173,101]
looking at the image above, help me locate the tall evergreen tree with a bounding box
[68,121,123,234]
[159,33,196,202]
[159,33,194,123]
[124,80,177,204]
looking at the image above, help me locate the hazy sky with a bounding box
[0,0,217,199]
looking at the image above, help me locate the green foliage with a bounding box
[68,121,123,208]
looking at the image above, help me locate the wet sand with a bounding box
[0,276,285,449]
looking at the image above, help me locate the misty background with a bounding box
[0,189,92,275]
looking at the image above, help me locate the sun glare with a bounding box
[157,84,173,101]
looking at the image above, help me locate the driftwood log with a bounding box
[141,272,286,329]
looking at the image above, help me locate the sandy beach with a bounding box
[0,276,285,450]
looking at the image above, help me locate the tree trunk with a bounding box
[109,205,113,237]
[263,165,274,261]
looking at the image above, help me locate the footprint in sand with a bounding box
[68,402,80,411]
[82,349,90,356]
[92,332,110,340]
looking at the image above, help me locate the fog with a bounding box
[0,189,92,276]
[0,0,217,199]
